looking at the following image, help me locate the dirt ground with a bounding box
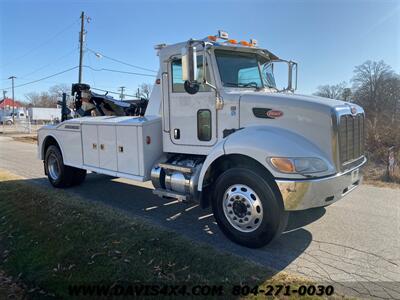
[11,135,37,144]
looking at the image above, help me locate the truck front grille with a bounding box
[338,114,364,167]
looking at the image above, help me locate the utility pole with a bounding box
[8,76,16,121]
[78,11,85,83]
[119,86,126,100]
[2,90,6,100]
[136,88,140,99]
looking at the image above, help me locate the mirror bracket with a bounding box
[215,95,224,110]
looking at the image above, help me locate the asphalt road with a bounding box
[1,136,399,299]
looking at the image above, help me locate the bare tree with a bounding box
[352,60,396,118]
[313,82,348,100]
[49,84,69,99]
[351,60,400,166]
[24,84,69,108]
[138,83,152,100]
[25,91,57,107]
[342,88,352,102]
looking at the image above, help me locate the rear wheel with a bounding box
[5,120,12,125]
[45,145,74,188]
[45,145,87,187]
[212,168,288,248]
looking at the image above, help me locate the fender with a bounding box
[197,125,335,191]
[40,132,65,160]
[197,139,226,191]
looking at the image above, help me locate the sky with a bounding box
[0,0,399,101]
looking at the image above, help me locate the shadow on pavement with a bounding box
[29,173,325,274]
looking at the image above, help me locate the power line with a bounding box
[1,66,79,90]
[1,19,79,68]
[86,47,157,73]
[87,51,97,86]
[83,65,156,77]
[0,65,156,91]
[91,87,137,98]
[19,47,78,79]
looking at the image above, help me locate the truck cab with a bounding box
[38,31,366,248]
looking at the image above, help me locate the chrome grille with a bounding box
[339,114,364,166]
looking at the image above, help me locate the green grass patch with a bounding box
[0,170,327,299]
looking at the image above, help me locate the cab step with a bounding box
[153,188,188,202]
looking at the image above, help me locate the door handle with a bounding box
[100,144,104,150]
[174,128,180,140]
[92,143,97,149]
[118,146,124,153]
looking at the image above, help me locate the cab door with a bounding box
[168,56,217,146]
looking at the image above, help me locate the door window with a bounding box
[171,56,211,93]
[197,109,212,141]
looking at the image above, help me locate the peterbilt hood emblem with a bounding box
[266,110,284,118]
[253,108,283,119]
[351,106,357,115]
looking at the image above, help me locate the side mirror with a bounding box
[292,62,298,91]
[182,45,200,94]
[287,61,298,92]
[182,45,197,82]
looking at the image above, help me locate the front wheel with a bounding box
[212,168,288,248]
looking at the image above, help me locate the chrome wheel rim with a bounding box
[222,184,263,233]
[47,154,60,181]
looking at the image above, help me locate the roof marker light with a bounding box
[250,39,258,47]
[154,44,166,50]
[240,40,251,46]
[208,35,217,41]
[218,30,229,40]
[228,39,237,44]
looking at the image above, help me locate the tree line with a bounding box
[314,60,400,171]
[23,83,153,108]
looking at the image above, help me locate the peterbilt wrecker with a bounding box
[38,31,366,248]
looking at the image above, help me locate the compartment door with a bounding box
[98,125,117,171]
[82,124,99,167]
[116,126,139,175]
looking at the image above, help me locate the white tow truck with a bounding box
[38,31,366,247]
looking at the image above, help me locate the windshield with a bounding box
[214,49,277,89]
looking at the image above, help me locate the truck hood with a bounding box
[238,91,350,112]
[236,91,360,166]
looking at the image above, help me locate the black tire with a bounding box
[5,120,12,125]
[212,168,288,248]
[72,168,87,186]
[44,145,74,188]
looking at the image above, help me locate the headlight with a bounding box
[269,157,328,174]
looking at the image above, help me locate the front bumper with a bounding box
[276,157,366,211]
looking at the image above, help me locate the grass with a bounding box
[0,169,333,299]
[362,161,400,189]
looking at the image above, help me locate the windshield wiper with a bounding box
[242,82,259,88]
[223,82,260,88]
